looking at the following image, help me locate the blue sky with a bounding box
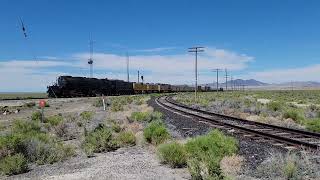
[1,0,320,91]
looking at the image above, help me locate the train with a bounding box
[47,76,219,98]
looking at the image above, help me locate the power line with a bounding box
[188,46,205,102]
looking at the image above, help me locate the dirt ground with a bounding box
[0,97,190,180]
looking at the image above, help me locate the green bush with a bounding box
[80,111,94,122]
[46,115,63,126]
[116,131,136,147]
[0,119,74,168]
[130,111,163,122]
[151,111,163,121]
[306,119,320,132]
[267,101,283,112]
[130,112,151,122]
[12,119,41,134]
[112,123,121,133]
[143,121,170,145]
[83,125,118,156]
[284,159,297,179]
[31,111,42,121]
[157,142,187,168]
[185,129,238,179]
[283,109,305,123]
[0,153,28,175]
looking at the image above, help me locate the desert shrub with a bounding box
[83,124,118,156]
[254,152,317,180]
[80,111,94,122]
[24,138,75,165]
[130,112,151,122]
[267,101,283,112]
[46,115,63,126]
[0,119,74,167]
[184,129,238,179]
[130,111,163,122]
[157,141,187,168]
[306,119,320,132]
[0,122,4,131]
[93,98,103,107]
[111,101,124,112]
[116,131,136,147]
[53,122,69,138]
[134,98,145,105]
[31,111,42,122]
[112,123,121,133]
[220,155,244,179]
[143,121,170,145]
[0,153,28,175]
[309,104,319,111]
[151,111,163,121]
[12,119,41,134]
[283,109,305,123]
[284,157,297,179]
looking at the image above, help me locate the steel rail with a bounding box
[156,96,320,150]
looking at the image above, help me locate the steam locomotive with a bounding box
[47,76,216,98]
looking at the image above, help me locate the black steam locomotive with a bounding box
[47,76,215,98]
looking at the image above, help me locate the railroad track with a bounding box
[156,95,320,151]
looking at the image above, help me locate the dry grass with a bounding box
[220,155,244,178]
[255,151,320,179]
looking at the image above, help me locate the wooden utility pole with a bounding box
[225,69,229,91]
[188,47,205,101]
[212,69,221,92]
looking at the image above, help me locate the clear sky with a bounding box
[1,0,320,91]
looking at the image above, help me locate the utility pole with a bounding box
[138,71,140,83]
[212,69,221,92]
[88,37,94,78]
[231,76,234,91]
[188,46,205,102]
[126,52,129,82]
[225,69,229,91]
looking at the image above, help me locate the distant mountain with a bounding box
[200,80,320,90]
[274,81,320,87]
[228,79,269,86]
[201,79,268,87]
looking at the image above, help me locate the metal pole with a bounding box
[138,71,139,83]
[195,50,197,101]
[126,52,129,82]
[216,69,219,92]
[225,69,228,91]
